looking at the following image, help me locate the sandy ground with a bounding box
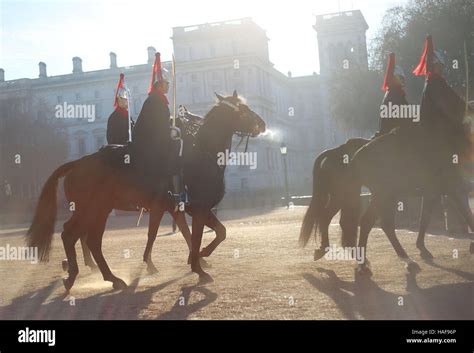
[0,207,472,320]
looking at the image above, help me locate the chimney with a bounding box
[0,69,4,82]
[109,52,117,69]
[147,46,156,64]
[288,71,292,78]
[72,57,83,73]
[39,62,47,78]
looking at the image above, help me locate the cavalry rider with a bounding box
[413,35,473,231]
[413,35,473,166]
[378,52,412,135]
[107,73,132,145]
[132,52,186,210]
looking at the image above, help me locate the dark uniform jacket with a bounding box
[132,92,173,189]
[107,108,129,145]
[379,87,411,135]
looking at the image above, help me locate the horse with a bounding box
[26,91,266,290]
[300,123,474,263]
[341,122,474,276]
[299,138,369,259]
[72,105,207,274]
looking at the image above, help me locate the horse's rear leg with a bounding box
[314,199,340,261]
[447,189,474,254]
[416,194,438,260]
[143,203,165,274]
[61,217,83,292]
[79,234,98,271]
[87,210,127,290]
[355,196,378,276]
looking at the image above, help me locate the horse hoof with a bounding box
[419,248,434,260]
[112,279,128,290]
[355,265,372,278]
[147,265,159,275]
[198,272,214,284]
[62,259,69,272]
[470,242,474,254]
[63,277,75,292]
[406,261,421,274]
[313,248,328,261]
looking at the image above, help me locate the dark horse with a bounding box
[340,122,474,276]
[27,91,266,290]
[300,127,474,265]
[72,105,207,274]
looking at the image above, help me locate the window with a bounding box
[191,74,197,83]
[78,138,86,155]
[210,43,216,57]
[95,103,101,119]
[241,178,248,190]
[75,92,81,101]
[94,90,100,99]
[56,96,63,104]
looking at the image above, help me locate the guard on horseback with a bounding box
[107,73,132,145]
[378,52,412,135]
[414,35,473,234]
[132,52,187,210]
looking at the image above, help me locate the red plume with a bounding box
[114,73,125,109]
[382,53,396,92]
[413,35,434,76]
[148,52,163,94]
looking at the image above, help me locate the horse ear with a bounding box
[182,105,188,112]
[215,92,224,101]
[233,90,238,98]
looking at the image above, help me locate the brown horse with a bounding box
[27,91,266,291]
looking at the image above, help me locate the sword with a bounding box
[464,41,469,115]
[172,54,177,128]
[136,207,145,227]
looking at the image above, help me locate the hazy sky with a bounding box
[0,0,409,80]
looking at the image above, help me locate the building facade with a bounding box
[0,12,369,202]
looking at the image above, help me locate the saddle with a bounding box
[98,143,134,170]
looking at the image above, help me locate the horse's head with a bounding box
[214,90,266,137]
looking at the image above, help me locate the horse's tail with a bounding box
[299,150,331,247]
[27,160,77,261]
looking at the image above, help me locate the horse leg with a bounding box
[416,194,438,260]
[79,234,98,271]
[61,216,83,292]
[447,189,474,254]
[87,209,127,290]
[172,211,192,252]
[199,211,226,258]
[355,196,379,276]
[143,203,165,274]
[379,195,420,273]
[314,199,340,261]
[190,208,213,283]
